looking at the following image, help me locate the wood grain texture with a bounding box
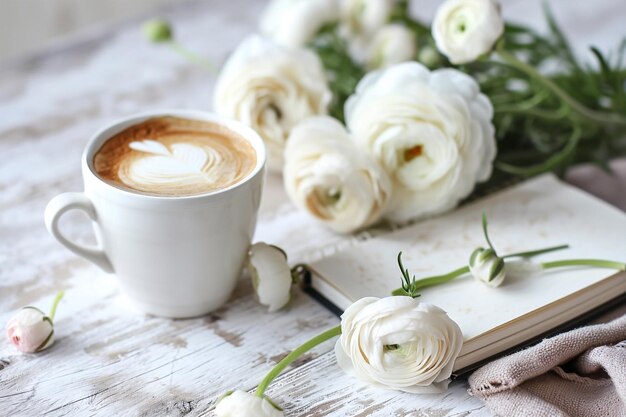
[0,0,624,416]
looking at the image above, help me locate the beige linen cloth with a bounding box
[468,314,626,417]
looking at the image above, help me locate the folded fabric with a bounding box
[468,314,626,417]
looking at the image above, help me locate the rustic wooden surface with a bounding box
[1,1,625,416]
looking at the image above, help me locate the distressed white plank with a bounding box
[0,0,624,416]
[258,353,489,417]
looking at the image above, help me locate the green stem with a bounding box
[168,41,217,73]
[392,244,570,295]
[513,105,569,120]
[496,49,626,126]
[542,259,626,271]
[495,103,569,121]
[414,266,470,291]
[496,125,582,176]
[482,213,496,253]
[290,264,308,284]
[493,91,548,113]
[391,266,470,296]
[49,290,65,321]
[503,244,569,259]
[256,325,342,398]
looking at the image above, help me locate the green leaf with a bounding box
[489,258,505,282]
[543,2,579,70]
[308,24,365,122]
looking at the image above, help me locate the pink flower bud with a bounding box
[6,307,54,353]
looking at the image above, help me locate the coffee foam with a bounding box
[93,117,257,196]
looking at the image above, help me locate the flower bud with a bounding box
[215,389,284,417]
[469,247,505,287]
[142,19,173,43]
[417,46,441,68]
[6,307,55,353]
[432,0,504,64]
[366,24,416,69]
[248,243,292,312]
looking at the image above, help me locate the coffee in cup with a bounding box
[93,116,257,196]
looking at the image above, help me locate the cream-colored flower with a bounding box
[214,35,332,171]
[284,116,391,233]
[215,390,284,417]
[339,0,399,64]
[259,0,339,48]
[345,62,496,223]
[335,296,463,393]
[432,0,504,64]
[248,243,292,312]
[367,24,416,69]
[340,0,397,38]
[6,307,54,353]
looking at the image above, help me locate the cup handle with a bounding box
[44,192,114,273]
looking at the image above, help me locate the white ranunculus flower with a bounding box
[469,248,505,287]
[367,24,416,69]
[284,116,391,233]
[260,0,339,48]
[335,296,463,393]
[432,0,504,65]
[215,390,284,417]
[345,62,496,223]
[248,243,292,312]
[340,0,397,38]
[339,0,398,64]
[6,307,54,353]
[214,35,332,172]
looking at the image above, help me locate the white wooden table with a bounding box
[1,1,625,415]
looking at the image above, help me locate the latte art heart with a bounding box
[93,117,257,196]
[120,140,236,190]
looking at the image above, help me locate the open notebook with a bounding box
[305,174,626,374]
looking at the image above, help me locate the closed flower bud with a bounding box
[6,307,55,353]
[432,0,504,64]
[248,243,292,312]
[142,19,173,43]
[469,247,505,287]
[367,24,417,69]
[417,46,441,68]
[215,390,284,417]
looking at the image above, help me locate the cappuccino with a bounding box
[93,117,256,196]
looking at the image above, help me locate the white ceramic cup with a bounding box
[44,110,266,318]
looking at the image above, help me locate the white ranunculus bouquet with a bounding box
[146,0,626,233]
